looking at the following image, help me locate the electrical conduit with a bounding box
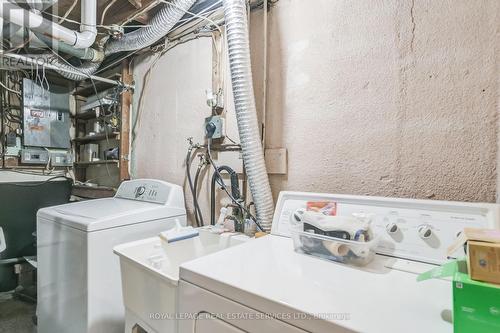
[222,0,274,231]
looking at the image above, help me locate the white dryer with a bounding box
[178,191,500,333]
[37,179,186,333]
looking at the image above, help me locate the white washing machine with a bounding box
[37,179,186,333]
[178,191,500,333]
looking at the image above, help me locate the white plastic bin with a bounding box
[291,229,379,266]
[114,227,249,333]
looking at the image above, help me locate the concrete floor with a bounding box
[0,292,36,333]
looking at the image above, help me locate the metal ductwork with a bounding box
[222,0,274,230]
[48,0,197,81]
[39,55,102,81]
[105,0,197,55]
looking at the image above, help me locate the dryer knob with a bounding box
[386,222,398,234]
[418,225,433,239]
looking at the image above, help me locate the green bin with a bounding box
[418,259,500,333]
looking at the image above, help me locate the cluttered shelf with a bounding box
[74,109,99,120]
[74,73,122,98]
[74,160,119,168]
[71,184,116,199]
[72,132,120,144]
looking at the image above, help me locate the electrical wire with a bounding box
[43,47,124,183]
[50,0,224,76]
[206,139,265,232]
[131,32,213,147]
[4,175,73,187]
[186,148,203,227]
[58,0,79,24]
[224,133,239,145]
[0,71,22,166]
[97,3,223,76]
[42,11,152,31]
[130,52,162,146]
[159,0,223,35]
[193,155,208,225]
[100,0,119,26]
[95,49,141,75]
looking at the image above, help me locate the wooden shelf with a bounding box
[74,73,122,98]
[73,60,131,187]
[73,132,119,144]
[74,160,119,168]
[75,109,99,120]
[72,185,116,199]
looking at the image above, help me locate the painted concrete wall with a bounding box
[131,0,500,225]
[131,38,215,224]
[131,38,243,224]
[261,0,499,203]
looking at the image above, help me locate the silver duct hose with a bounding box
[40,55,101,81]
[223,0,274,230]
[50,0,196,80]
[105,0,197,55]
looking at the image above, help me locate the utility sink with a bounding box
[114,226,250,333]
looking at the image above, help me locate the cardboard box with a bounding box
[447,228,500,256]
[418,260,500,333]
[468,241,500,285]
[447,228,500,285]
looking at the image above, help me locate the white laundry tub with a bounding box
[114,227,249,333]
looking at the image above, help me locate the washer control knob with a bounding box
[418,225,433,239]
[386,222,398,234]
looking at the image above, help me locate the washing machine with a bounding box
[178,191,500,333]
[37,179,186,333]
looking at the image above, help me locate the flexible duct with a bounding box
[222,0,274,230]
[48,0,196,80]
[39,54,101,81]
[105,0,197,55]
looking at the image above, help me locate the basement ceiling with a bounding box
[46,0,162,29]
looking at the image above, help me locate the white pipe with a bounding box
[35,0,196,81]
[0,0,96,48]
[79,0,96,44]
[1,53,133,89]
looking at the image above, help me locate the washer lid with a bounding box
[37,197,186,232]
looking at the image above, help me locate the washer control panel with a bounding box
[115,179,172,204]
[272,192,500,265]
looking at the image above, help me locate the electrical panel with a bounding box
[49,151,73,167]
[204,115,225,139]
[5,136,21,156]
[22,78,71,149]
[21,148,49,165]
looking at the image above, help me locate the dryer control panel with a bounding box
[272,192,500,265]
